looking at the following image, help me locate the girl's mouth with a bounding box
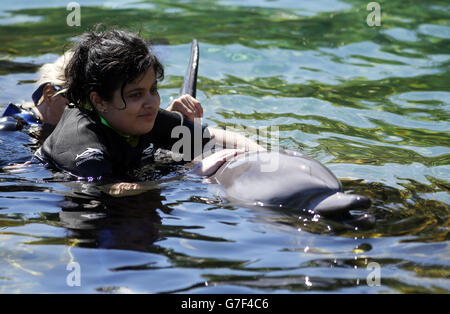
[138,111,156,121]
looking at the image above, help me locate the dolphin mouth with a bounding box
[309,192,375,229]
[312,192,372,217]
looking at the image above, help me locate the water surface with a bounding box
[0,0,449,293]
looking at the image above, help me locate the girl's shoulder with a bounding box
[59,105,102,135]
[52,106,112,150]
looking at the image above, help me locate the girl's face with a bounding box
[101,68,160,136]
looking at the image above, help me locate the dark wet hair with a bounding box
[65,28,164,110]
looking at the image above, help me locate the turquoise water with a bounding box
[0,0,449,293]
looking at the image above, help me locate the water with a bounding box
[0,0,449,293]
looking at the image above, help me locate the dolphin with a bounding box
[180,40,372,220]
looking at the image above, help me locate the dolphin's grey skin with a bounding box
[180,40,372,219]
[209,150,371,217]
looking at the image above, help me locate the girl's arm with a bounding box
[206,127,266,153]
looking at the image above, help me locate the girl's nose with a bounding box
[143,90,160,108]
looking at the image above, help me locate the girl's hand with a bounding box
[167,94,203,121]
[107,182,140,196]
[191,149,245,177]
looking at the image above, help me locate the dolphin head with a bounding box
[211,151,371,217]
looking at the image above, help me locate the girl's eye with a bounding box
[130,92,142,99]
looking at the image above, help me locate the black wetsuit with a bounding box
[34,106,210,180]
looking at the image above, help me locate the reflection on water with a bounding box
[0,0,449,293]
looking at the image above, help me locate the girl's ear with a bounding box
[89,91,107,113]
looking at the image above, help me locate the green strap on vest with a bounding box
[99,116,139,147]
[79,102,140,147]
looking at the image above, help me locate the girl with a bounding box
[34,29,263,194]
